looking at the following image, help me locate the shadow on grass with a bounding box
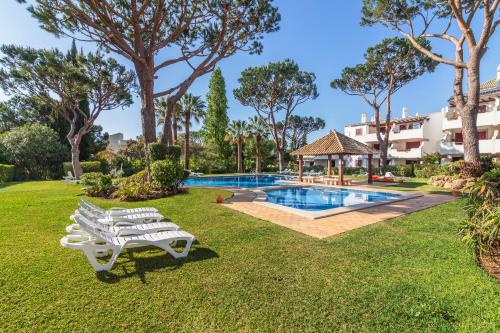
[96,245,219,283]
[0,181,20,190]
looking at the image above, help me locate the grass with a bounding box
[0,181,498,332]
[353,176,451,194]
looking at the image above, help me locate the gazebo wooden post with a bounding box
[338,154,344,186]
[298,155,304,182]
[368,154,373,184]
[327,154,332,176]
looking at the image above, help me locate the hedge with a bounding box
[0,164,15,183]
[63,161,102,174]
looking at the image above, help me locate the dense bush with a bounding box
[165,145,182,160]
[459,168,500,258]
[304,165,324,173]
[414,164,446,178]
[373,165,414,177]
[0,124,66,179]
[150,159,188,192]
[109,154,140,177]
[456,161,484,178]
[112,170,152,201]
[80,172,113,197]
[0,164,15,182]
[64,161,102,174]
[148,143,167,162]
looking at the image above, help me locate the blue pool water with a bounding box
[183,175,292,188]
[264,187,401,211]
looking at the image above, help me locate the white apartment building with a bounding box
[107,133,128,153]
[341,107,443,167]
[440,66,500,162]
[305,65,500,169]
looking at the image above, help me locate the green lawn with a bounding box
[0,181,497,332]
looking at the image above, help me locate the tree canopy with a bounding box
[25,0,281,144]
[0,45,135,177]
[233,59,318,171]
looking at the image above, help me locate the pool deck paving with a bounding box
[221,186,455,239]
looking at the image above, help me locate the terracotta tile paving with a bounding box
[222,190,455,239]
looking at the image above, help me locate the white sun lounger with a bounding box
[81,199,158,216]
[67,208,180,237]
[61,214,195,271]
[80,200,163,223]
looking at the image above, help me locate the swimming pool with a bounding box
[264,187,402,211]
[183,174,293,188]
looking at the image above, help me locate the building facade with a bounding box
[107,133,128,153]
[306,65,500,168]
[439,67,500,162]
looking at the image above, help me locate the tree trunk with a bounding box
[184,111,191,169]
[162,99,174,145]
[70,146,82,179]
[173,115,178,145]
[134,62,157,144]
[460,63,481,163]
[237,138,243,173]
[277,148,285,172]
[255,135,261,173]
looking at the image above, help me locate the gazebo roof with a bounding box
[291,130,376,156]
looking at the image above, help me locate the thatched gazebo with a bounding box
[291,130,376,185]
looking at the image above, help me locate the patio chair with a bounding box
[81,199,159,217]
[61,214,195,271]
[67,208,180,237]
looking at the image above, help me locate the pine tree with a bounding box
[204,68,230,161]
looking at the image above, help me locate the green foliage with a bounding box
[150,159,187,192]
[374,165,413,177]
[460,168,500,256]
[287,115,325,150]
[422,153,442,165]
[334,166,368,175]
[0,164,15,182]
[112,170,152,201]
[148,143,167,162]
[414,164,445,178]
[64,161,102,174]
[204,68,230,159]
[165,145,182,160]
[80,172,113,197]
[0,124,66,179]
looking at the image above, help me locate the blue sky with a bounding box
[0,0,498,141]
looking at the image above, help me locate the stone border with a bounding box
[252,185,423,219]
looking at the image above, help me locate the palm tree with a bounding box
[179,93,206,169]
[226,120,248,173]
[155,97,181,144]
[248,116,267,173]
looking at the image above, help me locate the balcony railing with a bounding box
[440,139,499,155]
[443,109,500,130]
[388,147,422,159]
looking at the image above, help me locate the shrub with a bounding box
[109,154,135,177]
[65,161,102,174]
[80,172,113,197]
[0,124,66,180]
[0,164,15,183]
[414,164,445,178]
[148,143,167,162]
[150,159,187,192]
[373,165,413,177]
[459,168,500,257]
[456,161,484,178]
[112,170,152,201]
[165,145,182,160]
[304,165,324,173]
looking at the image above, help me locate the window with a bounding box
[454,132,463,144]
[355,128,363,136]
[399,124,407,131]
[356,159,362,167]
[373,144,380,150]
[405,141,421,150]
[478,131,487,140]
[479,105,487,113]
[380,127,386,134]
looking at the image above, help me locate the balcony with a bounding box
[388,147,422,159]
[443,110,500,130]
[440,139,499,155]
[390,127,424,141]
